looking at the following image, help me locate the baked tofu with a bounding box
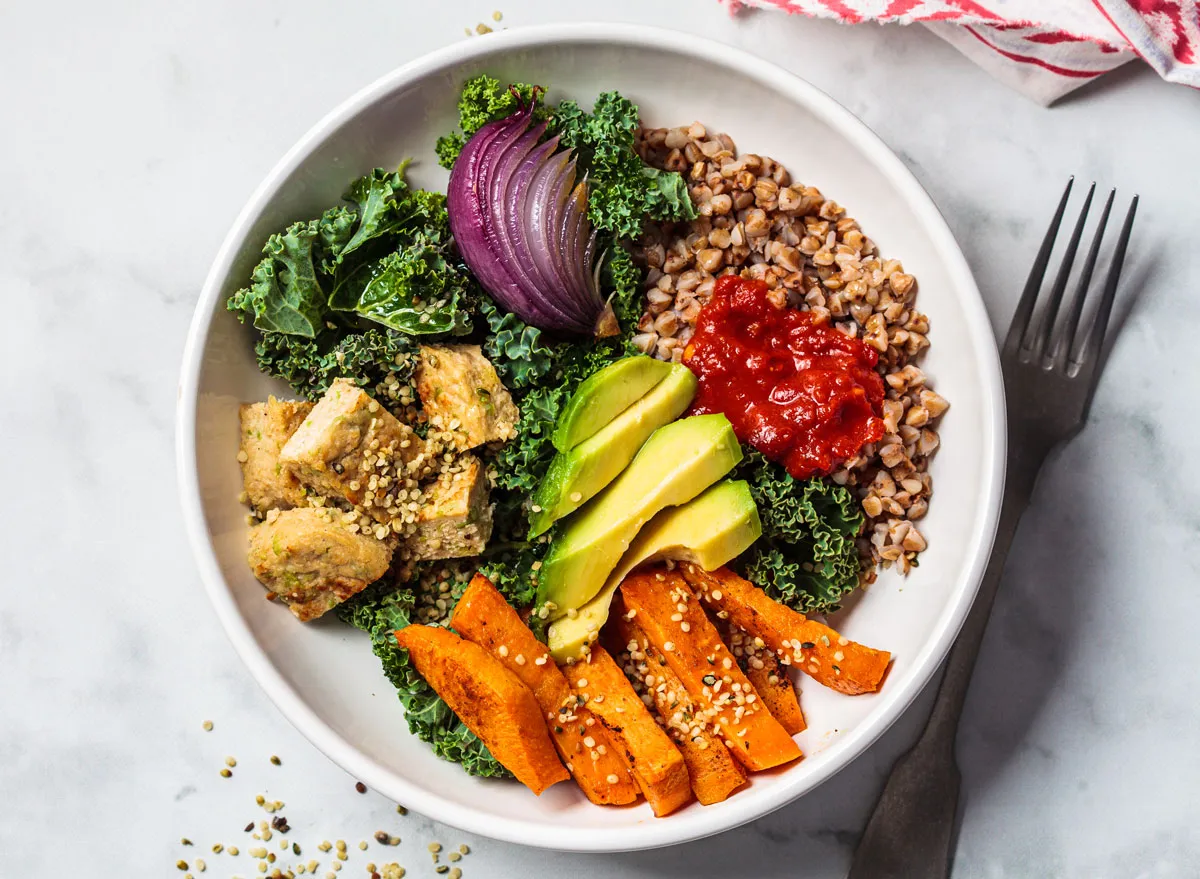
[247,507,392,621]
[405,454,493,561]
[238,398,314,513]
[415,345,518,449]
[280,379,426,526]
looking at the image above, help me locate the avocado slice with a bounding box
[548,479,762,660]
[534,413,743,619]
[552,355,674,452]
[528,364,697,537]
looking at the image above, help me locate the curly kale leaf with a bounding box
[228,220,327,337]
[337,580,508,778]
[733,450,865,614]
[252,327,417,401]
[479,297,557,390]
[351,234,474,335]
[601,241,645,336]
[551,91,697,240]
[435,75,549,170]
[338,164,413,261]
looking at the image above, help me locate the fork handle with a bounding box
[847,454,1039,879]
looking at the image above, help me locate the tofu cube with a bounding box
[238,397,314,513]
[415,345,519,449]
[405,454,493,561]
[280,378,426,525]
[247,507,392,621]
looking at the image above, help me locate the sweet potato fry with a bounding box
[613,611,747,806]
[723,624,806,735]
[394,625,568,795]
[562,647,692,817]
[619,569,802,772]
[681,565,892,696]
[450,574,639,805]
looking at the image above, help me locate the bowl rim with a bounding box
[176,21,1006,852]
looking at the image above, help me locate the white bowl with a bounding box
[177,22,1005,852]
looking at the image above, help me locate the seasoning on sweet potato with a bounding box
[450,574,639,806]
[394,624,568,795]
[619,568,803,772]
[724,624,806,735]
[562,647,692,817]
[681,565,891,696]
[614,612,747,806]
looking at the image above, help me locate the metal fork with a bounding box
[847,179,1139,879]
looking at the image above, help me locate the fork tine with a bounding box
[1053,189,1114,370]
[1004,177,1074,356]
[1033,182,1095,360]
[1073,195,1138,370]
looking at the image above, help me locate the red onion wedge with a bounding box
[448,94,617,337]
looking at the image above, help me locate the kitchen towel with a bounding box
[731,0,1200,104]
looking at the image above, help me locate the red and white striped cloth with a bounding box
[730,0,1200,104]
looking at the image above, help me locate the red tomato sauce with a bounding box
[683,276,885,479]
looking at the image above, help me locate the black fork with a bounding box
[848,179,1138,879]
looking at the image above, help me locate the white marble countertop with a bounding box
[3,1,1199,876]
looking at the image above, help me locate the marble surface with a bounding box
[3,2,1198,876]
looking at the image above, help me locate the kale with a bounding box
[435,75,549,170]
[252,327,417,401]
[732,450,866,614]
[352,233,474,335]
[601,241,646,335]
[337,579,509,778]
[551,91,697,240]
[229,165,470,341]
[227,220,328,337]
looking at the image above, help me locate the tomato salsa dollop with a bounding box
[683,276,885,479]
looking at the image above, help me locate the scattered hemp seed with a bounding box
[294,843,302,856]
[475,22,493,34]
[427,843,442,854]
[195,859,207,872]
[492,9,502,20]
[229,846,240,856]
[458,844,469,855]
[212,844,224,854]
[435,867,448,875]
[359,841,368,851]
[181,838,193,846]
[220,768,233,778]
[245,822,255,833]
[355,782,368,794]
[177,860,189,871]
[202,720,213,732]
[395,805,408,816]
[225,756,238,768]
[449,869,462,879]
[270,755,282,766]
[447,852,461,863]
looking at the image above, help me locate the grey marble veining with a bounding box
[2,2,1198,877]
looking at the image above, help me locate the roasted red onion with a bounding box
[447,97,616,337]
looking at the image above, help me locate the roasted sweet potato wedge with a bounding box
[724,624,806,735]
[619,568,802,772]
[563,647,692,817]
[450,574,639,805]
[394,625,568,795]
[614,612,747,806]
[682,565,891,696]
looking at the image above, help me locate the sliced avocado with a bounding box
[534,413,743,619]
[552,356,673,452]
[547,479,761,660]
[528,364,697,538]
